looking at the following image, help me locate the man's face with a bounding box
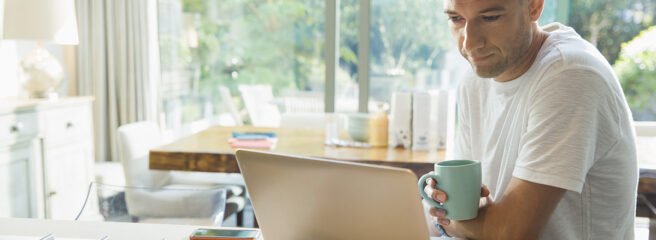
[444,0,533,78]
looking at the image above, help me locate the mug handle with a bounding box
[418,172,445,209]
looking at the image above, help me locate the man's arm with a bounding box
[429,177,566,239]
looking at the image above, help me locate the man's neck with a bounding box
[494,28,549,82]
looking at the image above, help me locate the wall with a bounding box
[0,0,70,99]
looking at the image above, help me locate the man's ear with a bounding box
[528,0,544,21]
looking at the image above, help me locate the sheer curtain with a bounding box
[76,0,160,162]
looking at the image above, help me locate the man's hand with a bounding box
[424,177,566,239]
[423,177,491,237]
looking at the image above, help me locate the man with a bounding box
[423,0,638,239]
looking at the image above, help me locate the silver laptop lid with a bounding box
[235,149,431,240]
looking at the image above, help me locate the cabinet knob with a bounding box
[66,122,74,129]
[47,191,57,198]
[10,122,24,133]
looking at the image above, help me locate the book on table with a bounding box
[229,132,277,149]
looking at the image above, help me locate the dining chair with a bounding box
[237,84,281,127]
[116,121,247,226]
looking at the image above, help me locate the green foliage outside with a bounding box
[613,26,656,120]
[339,0,454,101]
[568,0,655,64]
[177,0,453,92]
[368,0,452,75]
[160,0,656,123]
[159,0,326,123]
[182,0,325,94]
[160,0,455,123]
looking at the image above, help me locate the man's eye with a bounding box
[449,16,464,22]
[482,15,501,21]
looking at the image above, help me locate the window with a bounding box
[158,0,325,130]
[339,0,559,112]
[367,0,456,106]
[157,0,655,132]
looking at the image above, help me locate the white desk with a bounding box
[0,218,258,240]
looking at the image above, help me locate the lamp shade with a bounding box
[2,0,79,45]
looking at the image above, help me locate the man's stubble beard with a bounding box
[465,25,533,79]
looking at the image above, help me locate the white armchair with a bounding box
[116,121,246,225]
[116,122,169,188]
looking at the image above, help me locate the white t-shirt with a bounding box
[453,23,638,239]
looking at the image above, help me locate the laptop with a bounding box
[235,149,432,240]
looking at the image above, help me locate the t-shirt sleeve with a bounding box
[513,69,618,193]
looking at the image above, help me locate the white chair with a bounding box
[116,121,246,226]
[238,84,281,127]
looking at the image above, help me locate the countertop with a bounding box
[0,96,94,114]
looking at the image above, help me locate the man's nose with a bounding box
[462,22,484,53]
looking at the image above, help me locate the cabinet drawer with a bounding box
[0,111,39,143]
[44,106,92,142]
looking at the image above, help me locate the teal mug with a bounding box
[418,160,482,221]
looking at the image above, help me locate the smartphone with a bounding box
[189,229,261,240]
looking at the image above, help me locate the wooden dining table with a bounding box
[149,125,656,195]
[150,125,656,195]
[149,125,445,178]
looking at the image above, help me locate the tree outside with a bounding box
[158,0,456,124]
[614,26,656,120]
[159,0,326,125]
[568,0,655,64]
